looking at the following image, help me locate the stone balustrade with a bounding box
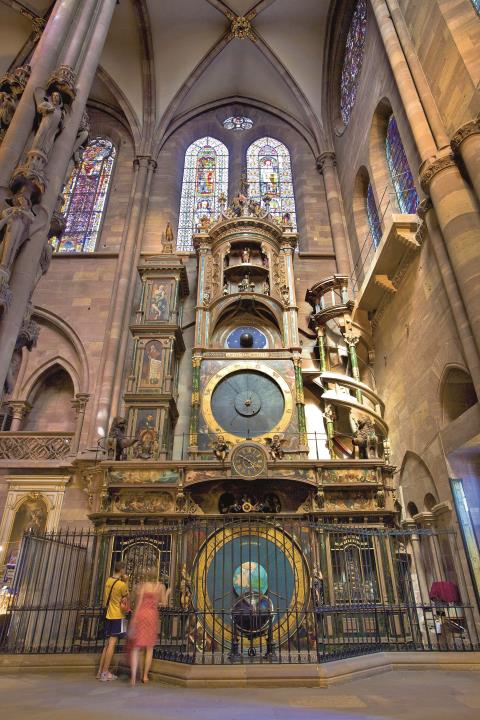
[0,432,73,460]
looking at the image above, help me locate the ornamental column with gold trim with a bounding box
[189,356,202,448]
[451,116,480,203]
[293,354,307,447]
[316,152,351,277]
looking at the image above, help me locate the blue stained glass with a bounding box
[471,0,480,15]
[386,115,419,213]
[340,0,367,125]
[246,137,297,230]
[367,182,382,247]
[51,137,116,253]
[177,136,229,252]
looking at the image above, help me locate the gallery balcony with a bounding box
[0,431,74,467]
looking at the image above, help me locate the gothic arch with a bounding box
[439,363,478,425]
[20,357,80,402]
[369,97,396,215]
[22,362,76,432]
[399,451,439,517]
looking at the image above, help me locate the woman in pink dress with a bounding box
[129,568,168,686]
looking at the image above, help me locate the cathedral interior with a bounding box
[0,0,479,684]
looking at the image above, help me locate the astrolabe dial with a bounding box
[231,442,267,479]
[210,370,285,437]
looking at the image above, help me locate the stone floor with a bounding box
[1,669,480,720]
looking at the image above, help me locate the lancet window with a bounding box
[340,0,367,125]
[177,136,229,252]
[246,137,297,229]
[367,182,382,247]
[51,137,116,253]
[385,115,419,214]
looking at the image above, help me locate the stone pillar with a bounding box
[420,154,480,353]
[316,152,351,277]
[370,0,437,163]
[0,0,81,200]
[418,200,480,395]
[7,400,31,430]
[109,156,157,419]
[62,0,100,71]
[345,333,362,403]
[0,0,118,401]
[70,393,90,454]
[402,520,430,605]
[294,355,307,447]
[384,0,449,151]
[451,116,480,203]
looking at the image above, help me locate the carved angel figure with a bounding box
[32,90,64,158]
[265,434,285,461]
[0,193,35,274]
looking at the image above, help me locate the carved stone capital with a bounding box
[71,393,90,415]
[416,197,433,221]
[7,400,31,421]
[419,153,456,194]
[451,118,480,154]
[31,17,46,42]
[134,154,157,171]
[316,151,336,173]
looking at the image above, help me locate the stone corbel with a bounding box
[374,275,397,294]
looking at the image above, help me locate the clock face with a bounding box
[231,443,267,478]
[210,370,285,438]
[226,326,267,349]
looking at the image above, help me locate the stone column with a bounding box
[418,200,480,395]
[62,0,100,71]
[316,152,351,277]
[345,333,362,403]
[7,400,31,430]
[402,520,430,605]
[70,393,90,454]
[316,326,327,372]
[451,116,480,203]
[370,0,437,163]
[0,0,118,400]
[294,355,307,447]
[109,156,157,419]
[384,0,449,151]
[0,0,81,200]
[420,154,480,353]
[189,356,202,449]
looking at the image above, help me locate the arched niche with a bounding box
[440,366,477,425]
[22,364,76,432]
[368,97,396,215]
[4,495,47,566]
[209,296,284,349]
[399,451,439,520]
[424,493,437,512]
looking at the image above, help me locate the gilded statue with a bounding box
[213,434,230,462]
[0,91,16,136]
[0,193,35,275]
[238,273,254,292]
[163,221,174,252]
[241,247,250,263]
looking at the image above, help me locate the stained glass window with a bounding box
[177,136,229,252]
[471,0,480,15]
[246,137,297,229]
[367,182,382,247]
[51,137,116,253]
[340,0,367,125]
[385,115,419,213]
[223,116,253,131]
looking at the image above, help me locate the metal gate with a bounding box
[0,518,478,663]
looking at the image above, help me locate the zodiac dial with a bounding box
[231,442,267,478]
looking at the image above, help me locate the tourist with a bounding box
[128,568,167,686]
[97,561,129,682]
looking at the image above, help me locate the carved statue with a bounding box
[0,92,16,135]
[213,434,230,462]
[262,278,270,295]
[107,416,138,461]
[311,564,324,607]
[179,565,192,610]
[34,241,53,289]
[376,488,386,509]
[198,215,210,232]
[241,247,250,263]
[260,243,269,267]
[223,279,229,295]
[238,273,254,292]
[248,198,261,216]
[32,90,65,158]
[282,212,292,229]
[351,415,378,460]
[64,111,90,181]
[163,221,174,252]
[0,193,35,274]
[265,434,285,461]
[239,171,249,197]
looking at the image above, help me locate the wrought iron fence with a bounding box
[0,519,478,663]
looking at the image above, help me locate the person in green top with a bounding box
[97,561,129,681]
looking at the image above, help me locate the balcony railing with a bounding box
[0,432,73,460]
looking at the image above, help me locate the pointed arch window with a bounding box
[385,115,419,213]
[367,182,382,247]
[246,137,297,229]
[51,137,116,253]
[340,0,367,125]
[177,136,229,252]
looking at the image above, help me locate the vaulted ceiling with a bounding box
[0,0,333,150]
